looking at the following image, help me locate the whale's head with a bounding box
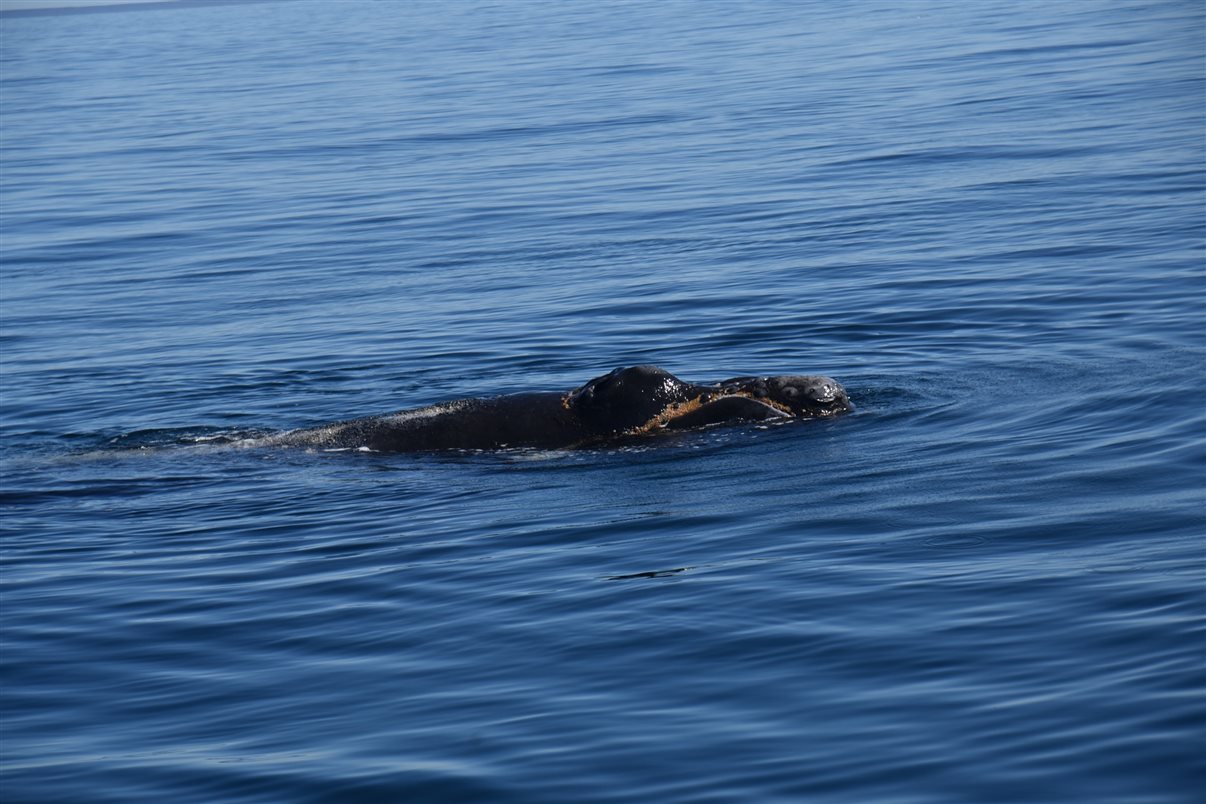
[718,375,852,418]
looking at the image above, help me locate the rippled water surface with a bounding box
[2,1,1203,801]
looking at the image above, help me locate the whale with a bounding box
[263,365,851,452]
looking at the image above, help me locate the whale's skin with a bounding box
[265,365,850,453]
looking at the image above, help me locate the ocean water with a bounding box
[1,0,1203,801]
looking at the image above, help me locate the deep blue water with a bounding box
[2,1,1204,801]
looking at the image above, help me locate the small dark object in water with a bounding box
[607,567,692,581]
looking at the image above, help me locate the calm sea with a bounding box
[1,1,1203,801]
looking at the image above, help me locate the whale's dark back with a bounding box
[565,365,705,434]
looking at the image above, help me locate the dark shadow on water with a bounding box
[606,567,692,581]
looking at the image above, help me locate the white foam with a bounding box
[378,399,469,424]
